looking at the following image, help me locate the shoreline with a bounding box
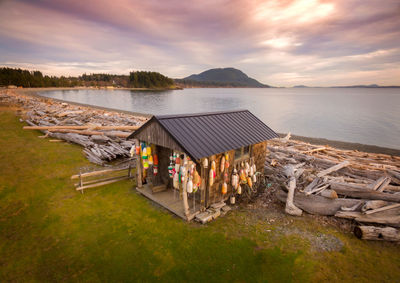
[4,87,400,157]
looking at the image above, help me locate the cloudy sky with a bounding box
[0,0,399,86]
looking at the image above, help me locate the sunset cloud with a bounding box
[0,0,399,86]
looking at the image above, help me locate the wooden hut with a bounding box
[128,110,278,221]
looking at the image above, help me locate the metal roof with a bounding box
[129,110,279,160]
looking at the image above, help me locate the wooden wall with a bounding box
[134,120,185,153]
[204,141,267,206]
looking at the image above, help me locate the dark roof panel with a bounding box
[129,110,278,160]
[155,110,279,160]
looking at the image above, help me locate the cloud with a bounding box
[0,0,399,86]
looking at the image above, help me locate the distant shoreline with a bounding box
[6,87,400,157]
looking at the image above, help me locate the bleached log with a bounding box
[354,226,400,241]
[317,161,350,177]
[368,177,387,190]
[364,203,400,215]
[304,177,322,194]
[46,128,130,138]
[330,182,400,203]
[334,211,400,228]
[376,177,391,192]
[276,190,362,216]
[361,200,391,212]
[23,125,139,131]
[302,146,327,154]
[283,165,302,216]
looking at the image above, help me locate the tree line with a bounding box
[0,67,175,89]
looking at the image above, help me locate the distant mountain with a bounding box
[176,67,270,88]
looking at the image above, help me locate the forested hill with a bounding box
[176,67,270,88]
[0,67,175,89]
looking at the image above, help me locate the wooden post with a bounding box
[200,161,206,212]
[135,139,142,188]
[182,171,190,220]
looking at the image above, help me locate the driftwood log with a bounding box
[354,226,400,241]
[334,211,400,228]
[330,182,400,203]
[283,165,302,216]
[276,190,362,216]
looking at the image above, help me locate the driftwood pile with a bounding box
[0,89,148,165]
[265,134,400,241]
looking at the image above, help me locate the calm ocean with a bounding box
[39,88,400,150]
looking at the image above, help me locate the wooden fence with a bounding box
[71,163,136,192]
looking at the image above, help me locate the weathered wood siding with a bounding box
[204,141,267,206]
[134,120,185,152]
[252,141,267,172]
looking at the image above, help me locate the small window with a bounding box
[234,145,251,161]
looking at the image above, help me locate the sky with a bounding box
[0,0,399,86]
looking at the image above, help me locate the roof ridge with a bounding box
[156,109,248,120]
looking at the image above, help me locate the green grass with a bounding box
[0,108,399,282]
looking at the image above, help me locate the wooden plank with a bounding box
[76,176,133,191]
[75,174,129,187]
[71,166,131,179]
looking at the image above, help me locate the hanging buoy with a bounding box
[146,146,151,156]
[211,160,216,171]
[240,169,246,182]
[252,164,256,173]
[220,156,225,173]
[173,173,179,189]
[153,166,158,175]
[187,178,193,193]
[135,146,140,155]
[148,155,153,165]
[230,195,236,204]
[247,176,252,188]
[249,165,254,177]
[231,170,238,189]
[168,163,174,178]
[245,162,250,176]
[252,174,257,183]
[129,146,135,157]
[175,163,180,172]
[209,169,215,186]
[237,185,242,195]
[193,170,201,187]
[222,182,227,194]
[203,158,208,168]
[143,160,149,169]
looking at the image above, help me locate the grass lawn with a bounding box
[0,107,399,282]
